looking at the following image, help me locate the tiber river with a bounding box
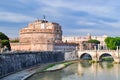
[27,61,120,80]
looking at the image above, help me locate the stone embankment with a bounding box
[0,51,64,78]
[0,63,50,80]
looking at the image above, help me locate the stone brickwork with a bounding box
[11,19,62,51]
[78,50,120,62]
[0,51,64,78]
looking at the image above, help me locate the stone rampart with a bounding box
[65,51,78,60]
[0,51,64,78]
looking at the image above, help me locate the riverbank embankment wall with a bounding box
[0,51,64,78]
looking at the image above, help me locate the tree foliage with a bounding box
[87,39,100,44]
[84,39,100,50]
[0,32,9,40]
[0,32,11,50]
[10,39,19,43]
[105,37,120,50]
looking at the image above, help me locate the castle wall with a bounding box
[10,43,53,51]
[10,43,31,51]
[19,30,55,43]
[10,20,62,51]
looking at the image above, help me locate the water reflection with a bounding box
[27,61,120,80]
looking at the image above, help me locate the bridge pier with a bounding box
[114,58,120,63]
[92,57,99,62]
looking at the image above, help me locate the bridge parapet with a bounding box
[79,50,117,52]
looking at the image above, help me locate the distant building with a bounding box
[62,34,108,50]
[91,35,108,50]
[54,43,78,52]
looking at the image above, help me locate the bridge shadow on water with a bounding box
[99,53,114,62]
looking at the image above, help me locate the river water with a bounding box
[27,61,120,80]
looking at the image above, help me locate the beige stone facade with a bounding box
[62,34,108,50]
[11,19,62,51]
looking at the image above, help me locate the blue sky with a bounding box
[0,0,120,38]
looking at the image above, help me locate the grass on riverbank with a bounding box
[39,61,75,72]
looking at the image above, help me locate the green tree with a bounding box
[105,37,120,50]
[86,39,100,50]
[87,39,100,44]
[0,32,11,50]
[0,32,9,40]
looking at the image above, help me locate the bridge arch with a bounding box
[80,53,92,60]
[78,50,120,62]
[98,53,114,61]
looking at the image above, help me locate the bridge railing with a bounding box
[78,50,117,52]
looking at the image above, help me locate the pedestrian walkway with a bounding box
[0,62,58,80]
[0,64,44,80]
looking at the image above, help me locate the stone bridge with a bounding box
[77,50,120,62]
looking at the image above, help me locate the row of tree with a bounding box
[87,39,100,44]
[105,37,120,50]
[86,37,120,50]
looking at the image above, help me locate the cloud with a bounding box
[0,11,35,23]
[1,0,120,38]
[36,7,63,17]
[76,15,120,29]
[98,20,120,28]
[77,20,97,26]
[63,28,119,37]
[39,0,115,18]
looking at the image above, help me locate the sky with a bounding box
[0,0,120,38]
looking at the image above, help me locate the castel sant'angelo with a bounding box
[11,19,63,51]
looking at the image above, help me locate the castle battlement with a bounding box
[20,29,54,34]
[20,19,62,34]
